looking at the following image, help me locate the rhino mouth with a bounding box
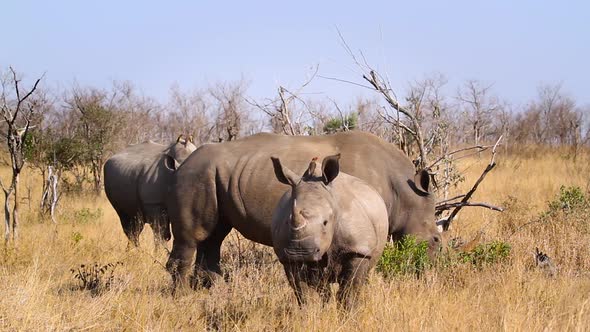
[283,247,323,262]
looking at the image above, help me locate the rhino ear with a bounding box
[414,169,431,195]
[271,156,300,186]
[164,154,177,171]
[321,154,340,185]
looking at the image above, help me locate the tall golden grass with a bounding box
[0,147,589,331]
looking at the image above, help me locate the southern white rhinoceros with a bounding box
[165,131,440,288]
[271,154,388,309]
[104,135,197,246]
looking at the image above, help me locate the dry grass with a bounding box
[1,148,589,331]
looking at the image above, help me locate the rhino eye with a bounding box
[323,220,328,226]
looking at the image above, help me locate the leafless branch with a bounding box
[277,87,296,135]
[428,144,493,169]
[318,75,374,90]
[436,194,466,205]
[436,201,504,212]
[439,135,504,231]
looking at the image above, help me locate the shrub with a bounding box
[377,236,431,278]
[458,241,511,267]
[71,232,83,244]
[74,207,103,224]
[547,186,588,214]
[323,112,358,134]
[70,261,123,296]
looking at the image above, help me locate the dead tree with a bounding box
[249,65,319,135]
[40,165,59,224]
[435,136,505,231]
[209,80,250,142]
[0,67,42,243]
[457,80,501,146]
[333,33,504,232]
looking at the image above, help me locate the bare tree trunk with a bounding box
[40,168,47,208]
[0,67,43,244]
[49,169,59,224]
[12,175,19,241]
[40,166,59,223]
[3,189,11,244]
[92,160,102,195]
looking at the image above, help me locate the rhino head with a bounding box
[393,169,441,257]
[271,154,341,263]
[154,134,197,242]
[164,134,197,171]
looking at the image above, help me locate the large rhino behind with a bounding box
[166,131,439,287]
[104,135,197,246]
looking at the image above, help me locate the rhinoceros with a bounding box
[166,131,439,288]
[271,154,388,308]
[104,135,197,247]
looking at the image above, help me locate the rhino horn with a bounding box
[290,203,308,230]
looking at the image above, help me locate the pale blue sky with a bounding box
[3,1,589,107]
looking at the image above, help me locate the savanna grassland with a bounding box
[1,148,589,331]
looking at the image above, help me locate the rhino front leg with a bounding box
[336,255,370,310]
[194,221,232,288]
[284,264,306,306]
[166,239,196,293]
[308,265,331,304]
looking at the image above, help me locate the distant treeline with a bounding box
[2,68,588,193]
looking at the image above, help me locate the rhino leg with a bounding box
[146,214,171,254]
[308,267,332,304]
[336,255,370,310]
[142,206,171,248]
[167,239,195,293]
[284,264,305,306]
[194,220,232,288]
[120,213,143,248]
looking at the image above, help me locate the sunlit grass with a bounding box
[0,147,589,331]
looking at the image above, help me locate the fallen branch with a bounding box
[440,135,504,231]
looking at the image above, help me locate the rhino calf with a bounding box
[271,154,388,308]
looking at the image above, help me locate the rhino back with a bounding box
[171,131,416,246]
[104,141,168,217]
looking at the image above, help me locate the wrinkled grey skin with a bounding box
[104,136,197,246]
[166,131,438,289]
[271,155,388,309]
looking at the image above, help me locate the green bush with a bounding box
[536,185,590,233]
[377,236,431,278]
[377,236,512,278]
[71,232,83,244]
[547,186,588,214]
[74,208,103,224]
[323,112,358,134]
[458,241,511,267]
